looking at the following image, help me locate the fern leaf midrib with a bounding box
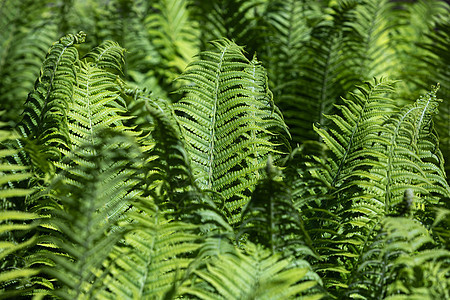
[385,106,420,211]
[415,93,432,143]
[207,44,228,189]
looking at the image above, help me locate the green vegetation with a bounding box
[1,0,449,299]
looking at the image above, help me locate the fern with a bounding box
[189,0,261,53]
[96,197,202,299]
[130,92,227,227]
[347,216,450,299]
[257,0,317,144]
[416,12,450,180]
[1,2,450,299]
[0,118,40,297]
[349,0,397,80]
[51,41,137,219]
[182,241,324,300]
[0,0,60,125]
[174,39,289,224]
[238,157,316,259]
[365,84,449,212]
[145,0,199,86]
[35,130,142,299]
[16,31,86,179]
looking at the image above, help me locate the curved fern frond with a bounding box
[16,31,86,177]
[96,197,202,300]
[174,39,290,224]
[346,217,450,299]
[67,40,129,149]
[367,84,450,212]
[132,92,228,228]
[38,129,143,300]
[315,77,398,189]
[281,144,360,293]
[84,40,126,74]
[182,242,324,300]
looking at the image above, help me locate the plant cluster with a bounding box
[0,0,449,299]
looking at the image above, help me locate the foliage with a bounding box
[0,0,449,299]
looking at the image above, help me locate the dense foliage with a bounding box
[1,0,449,299]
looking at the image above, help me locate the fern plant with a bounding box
[1,1,450,299]
[174,39,290,224]
[0,120,38,298]
[182,241,324,300]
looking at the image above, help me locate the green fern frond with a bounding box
[189,0,261,52]
[14,31,86,180]
[38,129,142,299]
[417,15,450,179]
[90,0,170,99]
[315,79,448,259]
[145,0,199,80]
[136,93,226,224]
[174,39,290,224]
[0,121,38,297]
[256,0,317,144]
[346,217,449,299]
[84,40,126,74]
[431,207,450,248]
[287,0,359,143]
[182,241,323,300]
[371,84,449,212]
[0,0,60,125]
[54,40,132,178]
[238,157,316,258]
[96,197,202,300]
[315,77,398,190]
[347,0,397,79]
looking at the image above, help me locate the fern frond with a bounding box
[238,157,316,259]
[288,0,359,143]
[416,14,450,179]
[84,40,126,74]
[96,197,202,300]
[370,84,450,212]
[316,79,449,256]
[38,130,143,300]
[90,0,168,98]
[281,144,361,292]
[53,40,133,195]
[174,39,290,224]
[256,0,317,144]
[133,92,227,227]
[14,31,86,180]
[315,77,397,190]
[182,242,324,300]
[145,0,199,81]
[0,1,59,125]
[0,121,38,297]
[348,0,397,80]
[346,217,449,300]
[189,0,262,52]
